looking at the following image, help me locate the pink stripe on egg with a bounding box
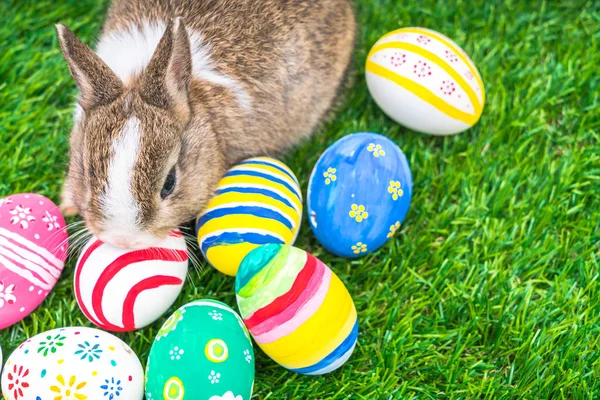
[252,264,332,344]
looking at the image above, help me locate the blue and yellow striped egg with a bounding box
[196,157,303,276]
[307,132,412,258]
[366,27,485,135]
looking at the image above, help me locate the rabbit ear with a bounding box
[140,17,192,119]
[56,24,123,111]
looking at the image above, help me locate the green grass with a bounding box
[1,0,600,398]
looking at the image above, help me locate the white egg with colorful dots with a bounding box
[366,27,485,135]
[1,327,144,400]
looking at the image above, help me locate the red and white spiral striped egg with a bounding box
[74,231,188,332]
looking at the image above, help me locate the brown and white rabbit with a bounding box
[56,0,356,249]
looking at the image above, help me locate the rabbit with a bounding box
[56,0,356,249]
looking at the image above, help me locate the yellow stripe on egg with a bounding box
[375,27,485,101]
[205,192,301,226]
[250,156,300,182]
[366,60,479,126]
[205,242,262,277]
[259,273,357,369]
[198,214,295,244]
[218,175,303,212]
[368,41,482,117]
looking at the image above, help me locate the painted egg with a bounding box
[307,133,412,258]
[0,193,68,330]
[236,244,358,375]
[0,326,144,400]
[366,27,485,135]
[196,156,303,276]
[74,231,188,332]
[145,299,255,400]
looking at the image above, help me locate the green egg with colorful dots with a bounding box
[145,299,255,400]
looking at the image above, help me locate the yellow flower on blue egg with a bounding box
[323,167,337,185]
[367,143,386,157]
[351,242,368,254]
[387,180,403,200]
[349,204,368,222]
[387,221,401,238]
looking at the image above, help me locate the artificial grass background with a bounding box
[1,0,599,398]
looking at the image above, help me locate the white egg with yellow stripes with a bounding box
[196,157,303,276]
[366,27,485,135]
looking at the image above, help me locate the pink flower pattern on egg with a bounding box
[441,80,457,96]
[445,49,459,63]
[390,52,406,68]
[413,60,432,78]
[0,193,68,329]
[416,35,431,45]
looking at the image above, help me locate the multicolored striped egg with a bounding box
[366,27,485,135]
[196,157,303,277]
[236,244,358,375]
[308,133,412,258]
[74,231,188,332]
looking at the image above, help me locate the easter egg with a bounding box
[145,299,255,400]
[236,244,358,375]
[0,193,68,330]
[196,156,303,276]
[74,231,188,332]
[0,326,144,400]
[366,27,485,135]
[307,133,412,258]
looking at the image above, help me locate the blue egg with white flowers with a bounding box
[307,132,412,258]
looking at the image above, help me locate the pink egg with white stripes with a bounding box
[74,231,188,332]
[0,193,68,330]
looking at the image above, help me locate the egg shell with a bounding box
[145,299,255,400]
[74,231,188,332]
[1,326,144,400]
[307,133,412,258]
[0,193,68,330]
[196,156,303,276]
[236,244,358,375]
[366,27,485,135]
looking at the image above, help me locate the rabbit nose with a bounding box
[107,236,140,249]
[114,238,132,248]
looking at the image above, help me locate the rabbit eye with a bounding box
[161,167,176,199]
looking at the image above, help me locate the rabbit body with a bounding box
[57,0,356,248]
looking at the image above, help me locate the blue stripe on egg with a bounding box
[215,186,296,210]
[225,170,302,202]
[290,319,359,375]
[197,205,294,230]
[199,231,286,255]
[239,159,300,185]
